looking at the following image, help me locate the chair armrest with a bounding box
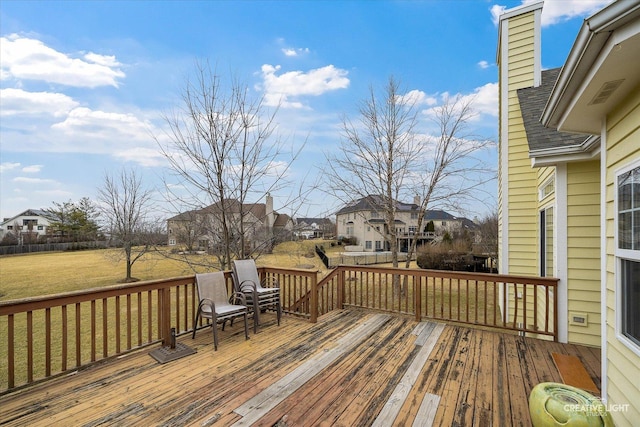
[230,292,247,306]
[239,279,258,293]
[198,298,216,312]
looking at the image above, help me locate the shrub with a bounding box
[416,240,474,271]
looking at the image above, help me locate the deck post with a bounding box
[553,282,559,342]
[337,267,345,309]
[160,287,172,346]
[310,271,318,323]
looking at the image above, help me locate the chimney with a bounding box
[266,193,274,229]
[413,195,420,206]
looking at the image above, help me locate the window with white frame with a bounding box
[365,241,372,250]
[539,176,555,201]
[617,163,640,349]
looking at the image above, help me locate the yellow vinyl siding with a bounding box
[566,160,601,346]
[604,90,640,426]
[498,7,541,316]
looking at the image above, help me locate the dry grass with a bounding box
[0,240,338,301]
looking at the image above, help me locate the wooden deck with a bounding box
[0,310,600,426]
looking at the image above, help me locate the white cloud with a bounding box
[490,5,507,26]
[535,0,614,26]
[463,82,498,118]
[51,107,152,141]
[0,88,79,117]
[421,82,498,123]
[22,165,43,173]
[259,64,350,108]
[478,60,490,69]
[113,147,167,167]
[397,90,438,107]
[0,34,125,87]
[0,162,21,173]
[83,52,121,68]
[13,176,57,185]
[491,0,614,27]
[282,47,310,57]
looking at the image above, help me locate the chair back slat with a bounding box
[232,259,262,291]
[196,272,228,304]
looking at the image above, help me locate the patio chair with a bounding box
[192,271,249,351]
[232,259,282,332]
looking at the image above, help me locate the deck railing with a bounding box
[0,267,316,393]
[300,266,558,341]
[0,265,556,394]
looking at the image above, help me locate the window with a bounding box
[621,260,640,347]
[7,225,13,230]
[539,176,555,200]
[370,211,379,219]
[618,166,640,251]
[375,241,382,250]
[617,164,640,349]
[411,212,418,219]
[540,206,554,277]
[365,241,372,250]
[37,226,43,230]
[408,226,417,234]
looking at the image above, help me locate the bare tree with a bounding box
[403,94,494,269]
[97,169,157,282]
[326,76,422,269]
[158,62,306,270]
[475,210,498,257]
[326,77,494,287]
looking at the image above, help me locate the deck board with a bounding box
[0,310,601,427]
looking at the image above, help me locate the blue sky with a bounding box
[0,0,613,222]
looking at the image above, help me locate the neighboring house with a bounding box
[423,209,479,237]
[295,218,335,239]
[335,195,475,252]
[498,1,639,425]
[167,194,294,252]
[0,209,54,243]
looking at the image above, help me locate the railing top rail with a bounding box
[258,266,320,278]
[0,275,197,316]
[330,265,559,286]
[0,267,320,316]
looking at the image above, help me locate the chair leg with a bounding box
[276,301,282,326]
[252,306,259,334]
[212,316,219,351]
[243,312,249,341]
[192,310,201,339]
